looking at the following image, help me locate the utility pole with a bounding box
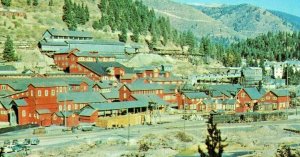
[127,109,130,146]
[64,93,67,128]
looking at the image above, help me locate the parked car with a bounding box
[12,144,23,152]
[81,126,93,132]
[12,139,19,145]
[23,137,40,145]
[3,140,10,147]
[1,145,13,153]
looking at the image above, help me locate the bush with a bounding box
[175,131,193,142]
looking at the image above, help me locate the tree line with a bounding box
[62,0,89,31]
[92,0,181,47]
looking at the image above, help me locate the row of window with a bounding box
[58,104,85,111]
[1,85,6,90]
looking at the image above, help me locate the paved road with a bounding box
[1,116,300,153]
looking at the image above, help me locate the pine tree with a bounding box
[132,28,139,43]
[32,0,39,6]
[3,36,17,62]
[198,115,227,157]
[1,0,11,7]
[48,0,54,6]
[119,25,128,43]
[27,0,31,6]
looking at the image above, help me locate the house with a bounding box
[0,65,18,75]
[162,84,178,103]
[222,99,237,112]
[57,92,107,112]
[120,74,138,84]
[39,28,93,52]
[101,87,120,102]
[52,111,79,127]
[79,108,98,123]
[131,94,168,111]
[273,65,284,79]
[242,67,262,86]
[258,89,290,111]
[0,98,13,125]
[236,88,262,112]
[119,80,164,101]
[70,62,128,81]
[177,92,209,111]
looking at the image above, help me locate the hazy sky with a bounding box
[171,0,300,17]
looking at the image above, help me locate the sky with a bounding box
[171,0,300,17]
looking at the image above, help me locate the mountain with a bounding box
[142,0,243,42]
[143,1,297,43]
[269,10,300,30]
[192,4,294,38]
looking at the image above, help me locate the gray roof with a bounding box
[0,76,94,91]
[101,88,119,99]
[0,98,12,109]
[125,81,163,91]
[55,111,75,118]
[79,108,97,116]
[271,89,289,97]
[244,88,262,100]
[13,99,27,107]
[58,92,107,103]
[0,65,17,71]
[184,92,208,99]
[47,28,93,38]
[223,99,236,105]
[73,51,116,58]
[78,62,129,76]
[36,109,51,114]
[131,94,168,106]
[89,101,149,111]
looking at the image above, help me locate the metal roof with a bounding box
[89,101,149,111]
[131,94,168,106]
[36,109,51,115]
[47,28,93,38]
[271,89,289,97]
[125,81,163,91]
[244,88,262,100]
[57,92,107,103]
[13,99,27,107]
[0,97,12,109]
[78,62,128,76]
[79,108,97,117]
[0,65,17,71]
[183,92,208,99]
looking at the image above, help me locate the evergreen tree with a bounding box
[132,28,139,43]
[119,25,128,43]
[198,115,227,157]
[32,0,38,6]
[27,0,31,6]
[3,36,17,62]
[48,0,54,6]
[1,0,11,7]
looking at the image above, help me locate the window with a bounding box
[75,104,78,110]
[45,90,48,96]
[68,105,71,111]
[124,93,127,99]
[37,90,41,97]
[273,97,277,100]
[53,115,57,120]
[241,93,246,98]
[51,90,55,96]
[31,90,33,96]
[266,96,270,100]
[22,110,26,117]
[80,104,84,109]
[59,87,62,92]
[59,105,62,111]
[1,85,6,90]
